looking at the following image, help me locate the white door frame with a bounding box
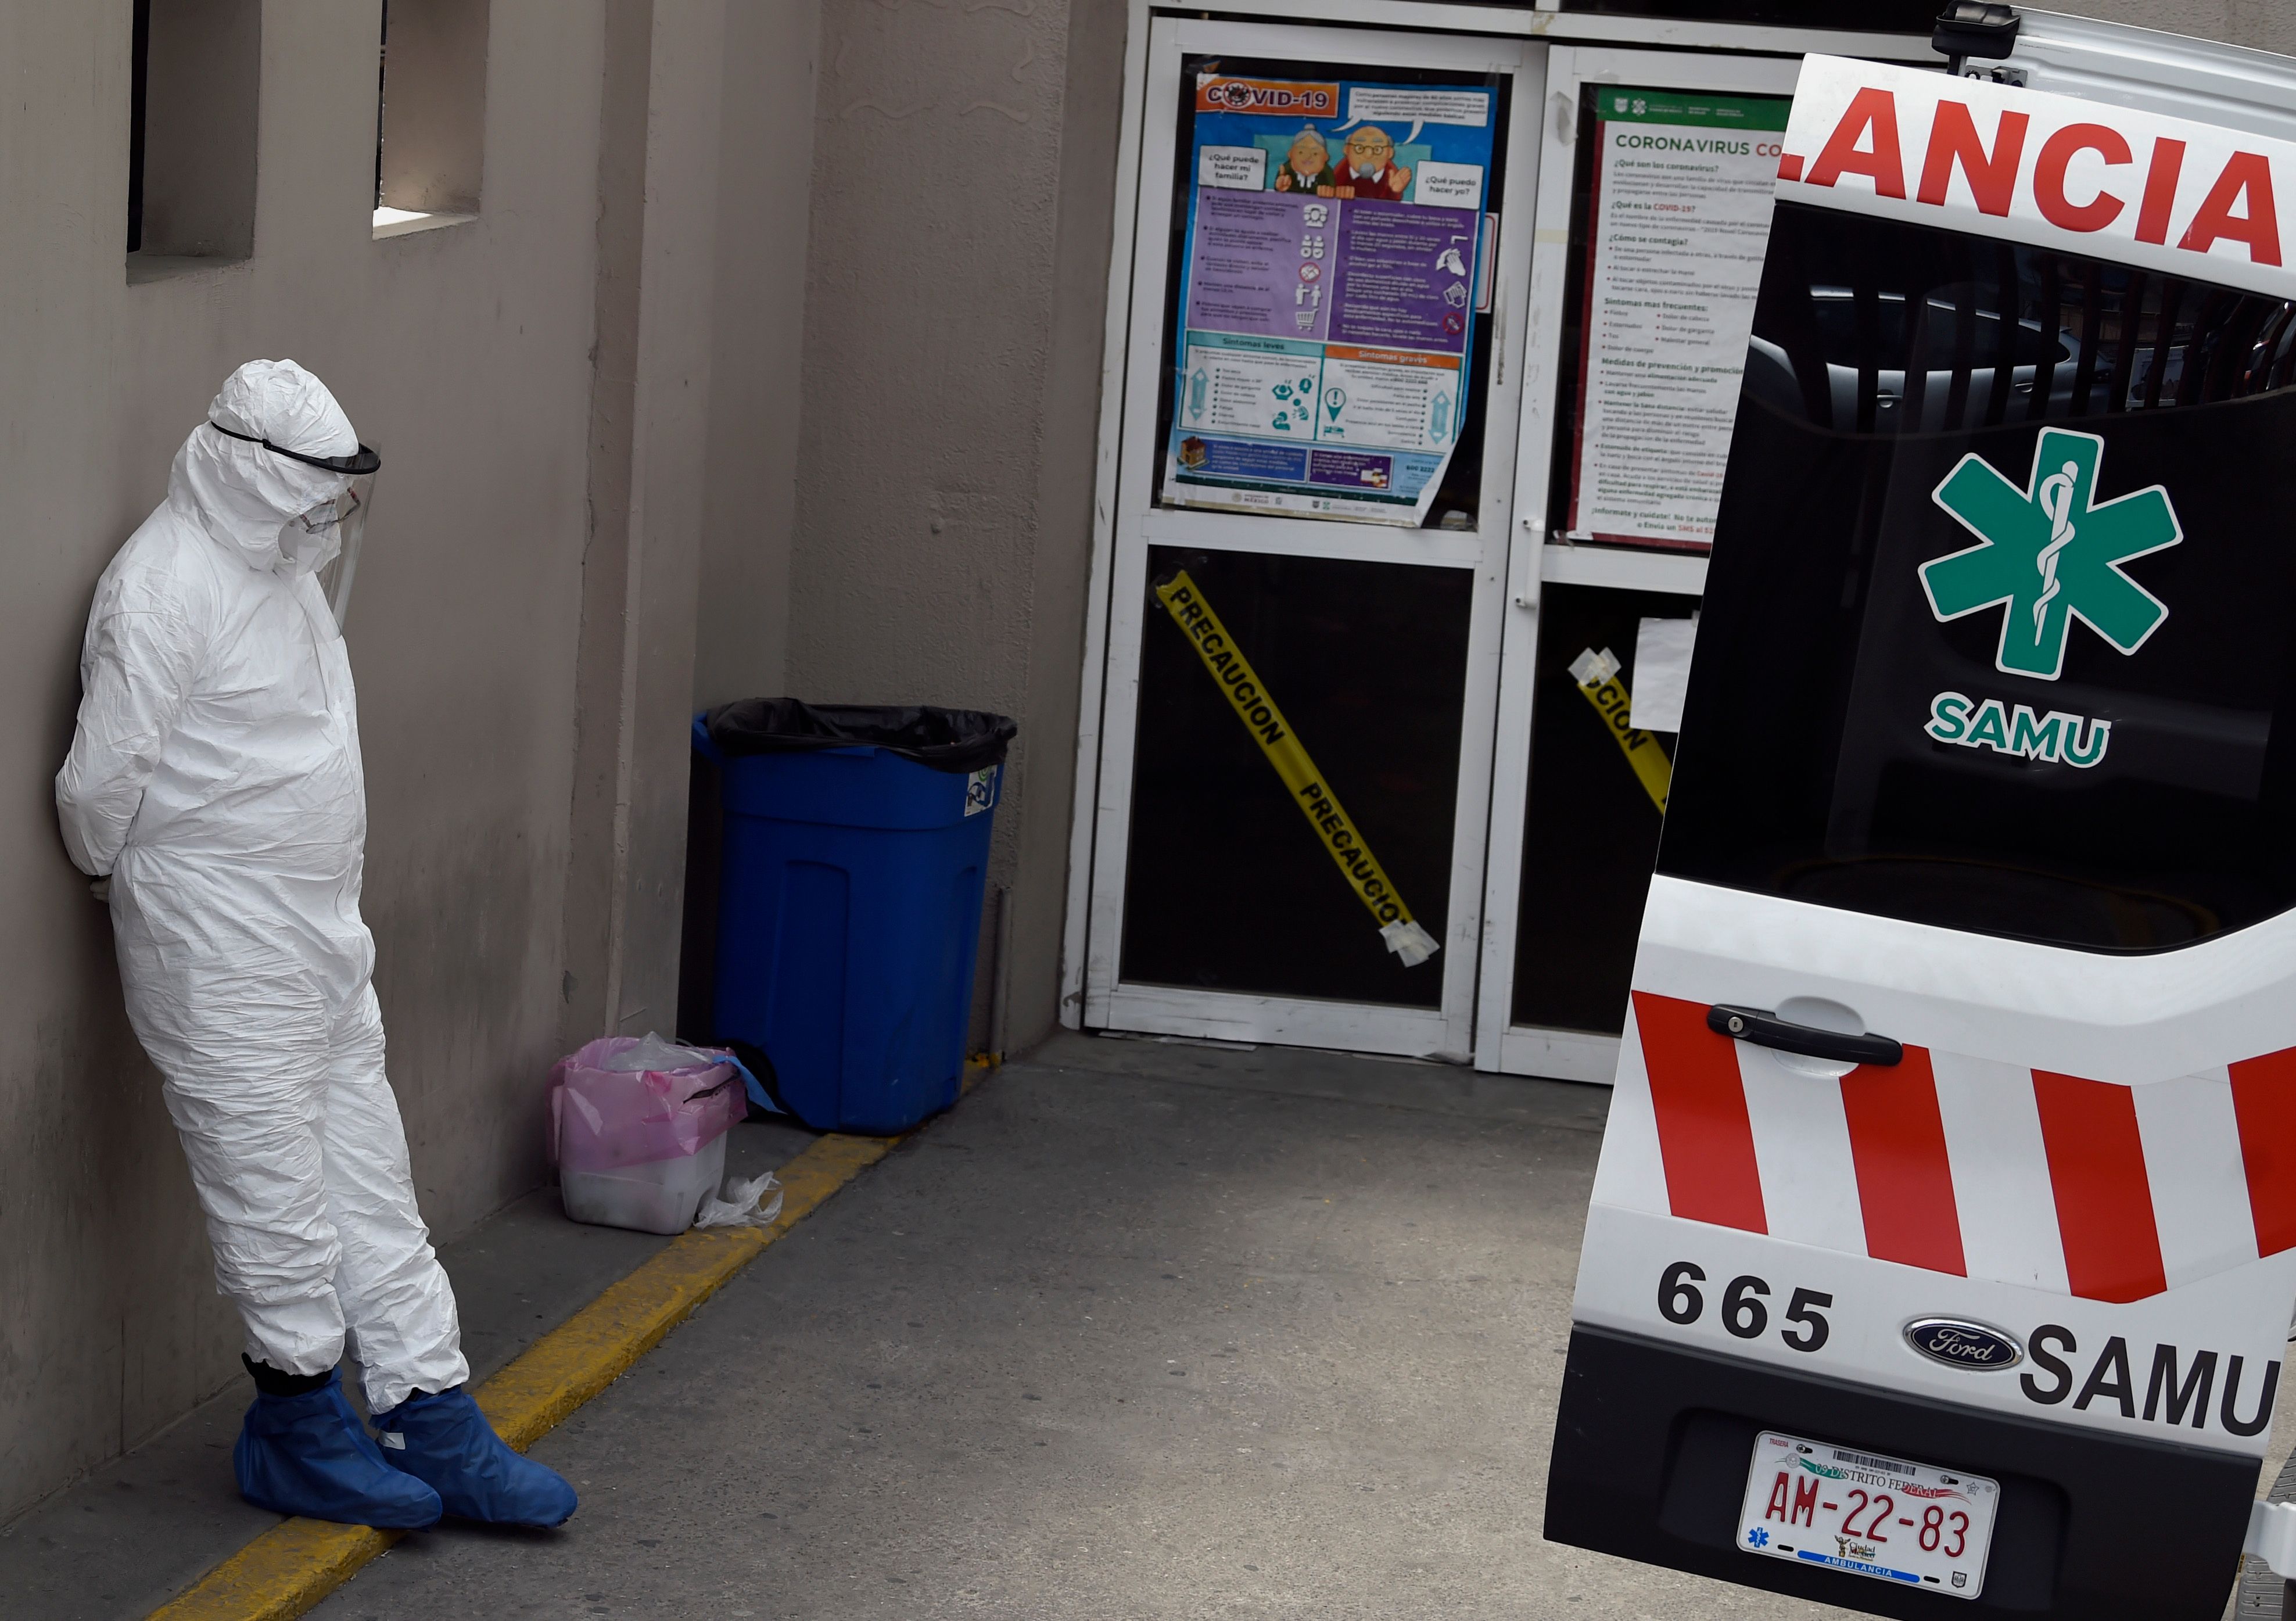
[1474,45,1807,1082]
[1077,15,1540,1059]
[1060,3,1948,1055]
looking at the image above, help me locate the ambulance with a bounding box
[1548,11,2296,1617]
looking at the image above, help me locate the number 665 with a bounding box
[1658,1261,1832,1353]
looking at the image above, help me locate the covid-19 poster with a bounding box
[1163,69,1501,527]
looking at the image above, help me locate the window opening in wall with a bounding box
[125,0,261,274]
[375,1,389,212]
[372,0,488,239]
[126,0,150,252]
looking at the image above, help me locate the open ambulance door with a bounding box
[1548,16,2296,1619]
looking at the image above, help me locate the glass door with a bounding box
[1081,17,1542,1058]
[1477,45,1803,1081]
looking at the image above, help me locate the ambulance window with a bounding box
[1660,202,2296,952]
[1800,291,2069,371]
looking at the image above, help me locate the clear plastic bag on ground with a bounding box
[694,1171,785,1229]
[593,1031,719,1074]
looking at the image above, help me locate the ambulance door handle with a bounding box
[1706,1005,1903,1067]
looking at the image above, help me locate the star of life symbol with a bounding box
[1746,1526,1771,1549]
[1921,428,2182,680]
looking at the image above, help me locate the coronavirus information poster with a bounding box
[1164,70,1501,526]
[1566,90,1790,551]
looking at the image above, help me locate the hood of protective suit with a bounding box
[170,359,358,576]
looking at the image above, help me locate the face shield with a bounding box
[297,479,376,629]
[210,421,381,630]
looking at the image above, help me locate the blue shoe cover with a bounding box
[234,1369,443,1529]
[372,1387,578,1527]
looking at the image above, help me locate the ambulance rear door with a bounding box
[1549,33,2296,1621]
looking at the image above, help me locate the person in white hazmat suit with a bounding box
[55,360,576,1531]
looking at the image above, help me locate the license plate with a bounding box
[1737,1430,2000,1599]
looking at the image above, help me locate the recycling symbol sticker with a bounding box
[1921,428,2183,680]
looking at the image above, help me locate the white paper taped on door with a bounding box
[1629,614,1698,734]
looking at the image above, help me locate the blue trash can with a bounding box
[693,702,1013,1135]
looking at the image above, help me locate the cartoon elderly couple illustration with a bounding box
[1272,125,1410,201]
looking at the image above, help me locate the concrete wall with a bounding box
[780,0,1126,1054]
[558,0,729,1055]
[693,1,820,711]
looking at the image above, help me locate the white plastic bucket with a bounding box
[559,1131,727,1236]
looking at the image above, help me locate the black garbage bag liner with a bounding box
[704,698,1017,774]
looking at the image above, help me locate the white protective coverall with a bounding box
[56,360,467,1410]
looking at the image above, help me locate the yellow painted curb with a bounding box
[478,1132,894,1450]
[144,1519,400,1621]
[146,1125,911,1621]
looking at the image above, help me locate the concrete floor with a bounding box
[308,1034,1852,1620]
[12,1031,2293,1617]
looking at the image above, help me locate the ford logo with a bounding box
[1904,1318,2023,1370]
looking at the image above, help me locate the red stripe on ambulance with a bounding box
[1840,1048,1967,1276]
[2230,1048,2296,1256]
[1632,991,1767,1235]
[2031,1071,2169,1304]
[1628,994,2290,1303]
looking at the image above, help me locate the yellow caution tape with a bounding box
[1570,647,1671,814]
[1153,570,1436,966]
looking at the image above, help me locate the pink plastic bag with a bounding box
[548,1035,747,1174]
